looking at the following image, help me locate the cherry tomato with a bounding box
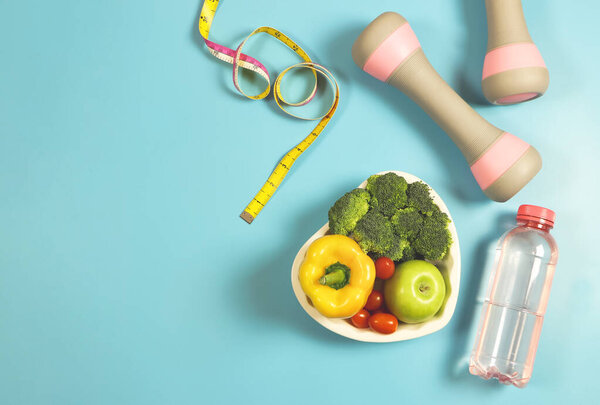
[371,303,388,315]
[368,313,398,334]
[364,290,383,311]
[351,309,370,328]
[375,257,395,280]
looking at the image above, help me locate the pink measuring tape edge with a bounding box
[204,38,270,77]
[205,37,316,106]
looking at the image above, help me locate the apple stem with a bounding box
[419,284,430,293]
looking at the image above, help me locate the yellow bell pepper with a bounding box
[299,234,376,318]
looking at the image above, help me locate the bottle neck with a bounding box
[517,219,552,232]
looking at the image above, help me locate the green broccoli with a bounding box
[352,210,394,255]
[430,205,451,225]
[328,176,452,264]
[383,238,410,261]
[413,216,452,261]
[407,181,436,215]
[328,188,371,235]
[371,238,410,261]
[366,173,408,217]
[391,207,424,240]
[401,244,418,261]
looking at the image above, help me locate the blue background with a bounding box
[1,0,599,404]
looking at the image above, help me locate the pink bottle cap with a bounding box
[517,204,556,227]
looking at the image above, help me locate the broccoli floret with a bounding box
[352,210,394,255]
[391,208,424,240]
[370,238,410,261]
[407,181,436,215]
[430,205,451,225]
[328,188,371,235]
[402,244,418,261]
[383,238,410,261]
[413,216,452,261]
[366,173,408,217]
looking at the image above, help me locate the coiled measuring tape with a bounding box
[199,0,339,224]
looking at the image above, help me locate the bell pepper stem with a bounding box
[319,269,346,287]
[318,262,351,290]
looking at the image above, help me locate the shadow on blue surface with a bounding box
[445,211,515,387]
[322,22,490,204]
[454,0,490,106]
[232,189,360,344]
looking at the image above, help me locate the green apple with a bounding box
[384,260,446,323]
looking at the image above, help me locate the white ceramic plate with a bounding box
[291,171,461,342]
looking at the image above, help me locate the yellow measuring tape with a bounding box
[199,0,339,224]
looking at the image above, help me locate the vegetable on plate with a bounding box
[368,312,398,334]
[328,172,453,263]
[364,290,383,311]
[298,235,375,318]
[374,257,395,280]
[351,309,370,328]
[327,188,370,236]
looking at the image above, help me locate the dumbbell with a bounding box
[352,12,541,202]
[482,0,549,104]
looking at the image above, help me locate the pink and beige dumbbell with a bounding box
[352,12,541,202]
[482,0,549,104]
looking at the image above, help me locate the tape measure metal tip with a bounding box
[240,211,255,224]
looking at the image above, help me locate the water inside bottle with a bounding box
[469,232,556,388]
[469,302,544,387]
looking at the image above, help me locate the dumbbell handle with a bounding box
[387,48,501,164]
[486,0,532,49]
[352,12,541,201]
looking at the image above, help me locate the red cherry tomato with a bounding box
[375,257,395,280]
[371,303,388,315]
[351,309,370,328]
[368,313,398,334]
[365,290,383,311]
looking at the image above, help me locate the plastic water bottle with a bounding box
[469,205,559,388]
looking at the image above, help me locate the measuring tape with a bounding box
[199,0,339,224]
